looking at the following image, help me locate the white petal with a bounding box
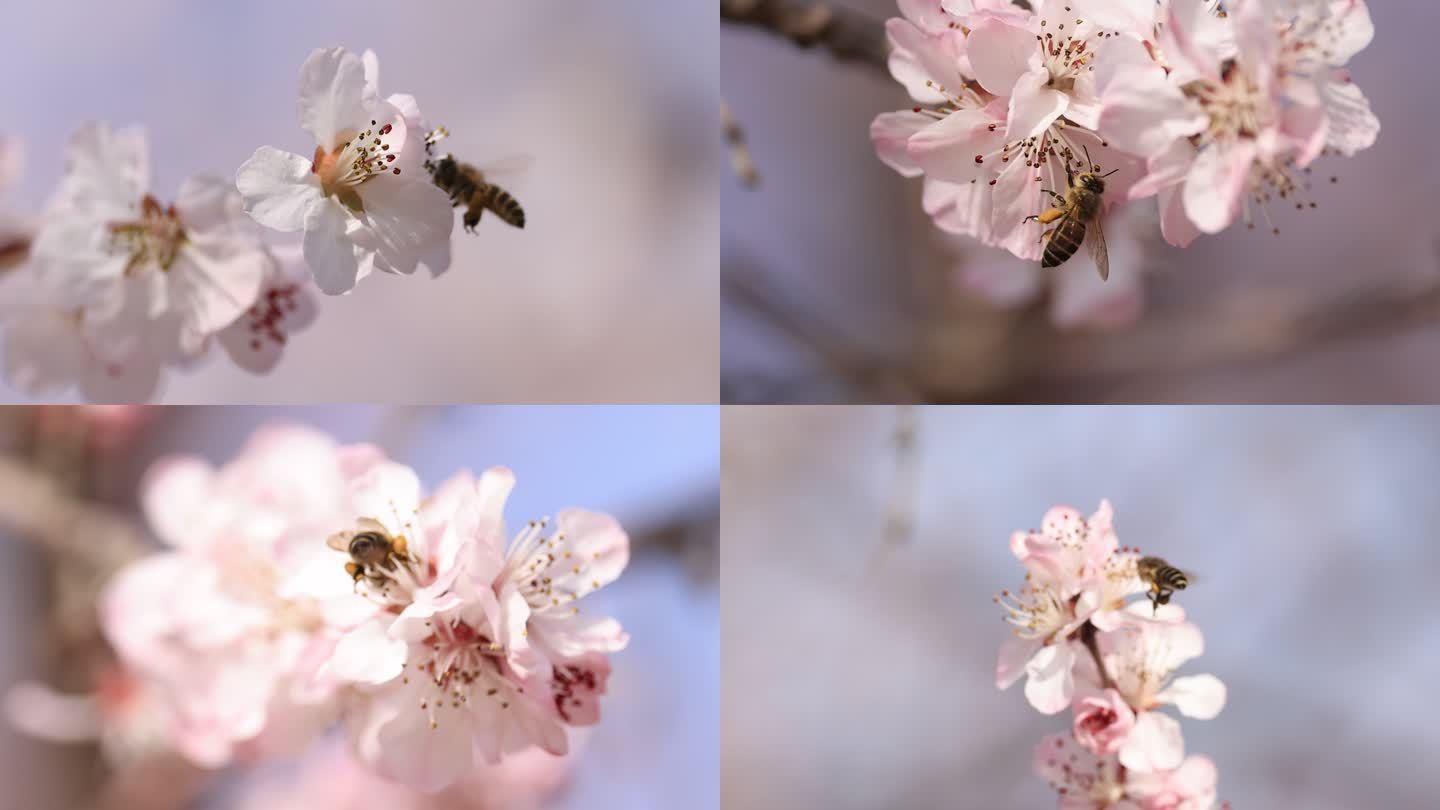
[1158,673,1226,720]
[1119,710,1184,773]
[550,509,629,594]
[530,613,629,659]
[355,173,455,277]
[236,147,323,232]
[908,108,1008,185]
[297,47,369,149]
[169,238,268,338]
[302,200,363,295]
[1023,641,1075,715]
[57,122,149,214]
[373,677,476,792]
[2,310,88,396]
[327,621,406,685]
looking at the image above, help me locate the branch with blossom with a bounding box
[1,46,524,402]
[994,500,1230,808]
[725,0,1384,338]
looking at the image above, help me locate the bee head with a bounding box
[1080,173,1106,194]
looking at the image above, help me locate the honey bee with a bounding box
[422,128,527,232]
[1024,146,1120,280]
[1136,556,1195,615]
[326,518,409,586]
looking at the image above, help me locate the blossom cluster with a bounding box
[82,424,627,792]
[874,0,1377,288]
[0,46,485,401]
[995,501,1228,808]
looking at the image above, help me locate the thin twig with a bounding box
[1079,621,1115,690]
[720,0,891,70]
[721,100,760,188]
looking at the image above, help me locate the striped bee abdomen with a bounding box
[1159,567,1189,589]
[1041,220,1086,269]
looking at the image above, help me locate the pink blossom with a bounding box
[996,500,1143,714]
[100,424,364,767]
[1126,755,1220,810]
[325,465,627,792]
[1098,0,1377,243]
[1034,733,1139,809]
[218,241,319,374]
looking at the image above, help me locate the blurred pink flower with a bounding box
[235,47,453,295]
[31,123,271,376]
[218,241,319,374]
[100,424,365,767]
[1035,733,1137,809]
[1126,754,1220,810]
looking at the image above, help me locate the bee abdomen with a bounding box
[1157,567,1188,589]
[1042,222,1085,269]
[482,186,526,229]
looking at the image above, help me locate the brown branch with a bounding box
[0,235,30,273]
[720,0,890,71]
[1079,621,1115,690]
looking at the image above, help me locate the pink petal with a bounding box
[551,509,629,594]
[871,111,932,178]
[140,456,215,549]
[1005,69,1068,141]
[296,47,370,149]
[1182,140,1256,234]
[908,108,1008,185]
[327,620,406,686]
[996,636,1040,689]
[235,147,323,233]
[967,17,1040,97]
[1119,710,1184,773]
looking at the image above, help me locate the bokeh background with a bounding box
[722,406,1440,807]
[0,405,719,809]
[722,0,1440,403]
[0,0,717,402]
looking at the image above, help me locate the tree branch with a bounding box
[1079,621,1115,690]
[720,0,891,71]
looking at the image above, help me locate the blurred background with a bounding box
[0,0,717,402]
[721,0,1440,403]
[722,406,1440,807]
[0,405,718,809]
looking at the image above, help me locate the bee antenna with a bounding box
[1101,168,1120,178]
[1082,144,1095,172]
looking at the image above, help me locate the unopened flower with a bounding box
[1072,687,1136,756]
[31,123,271,373]
[235,47,453,295]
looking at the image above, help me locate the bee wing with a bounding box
[1086,213,1110,281]
[325,530,354,552]
[473,154,534,179]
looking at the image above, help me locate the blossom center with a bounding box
[311,119,402,204]
[107,194,185,274]
[1036,19,1094,91]
[405,618,512,730]
[995,583,1071,642]
[506,518,594,613]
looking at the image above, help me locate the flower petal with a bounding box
[1006,69,1068,141]
[908,108,1008,185]
[302,200,362,295]
[967,17,1040,97]
[327,620,406,686]
[550,509,629,595]
[1158,673,1226,720]
[354,173,455,278]
[1023,640,1076,714]
[297,47,370,149]
[236,147,323,232]
[996,635,1040,689]
[1119,710,1184,773]
[871,111,932,178]
[141,456,216,549]
[1183,140,1256,234]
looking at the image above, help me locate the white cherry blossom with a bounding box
[235,47,453,295]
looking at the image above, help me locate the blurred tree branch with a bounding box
[0,235,29,273]
[720,0,890,70]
